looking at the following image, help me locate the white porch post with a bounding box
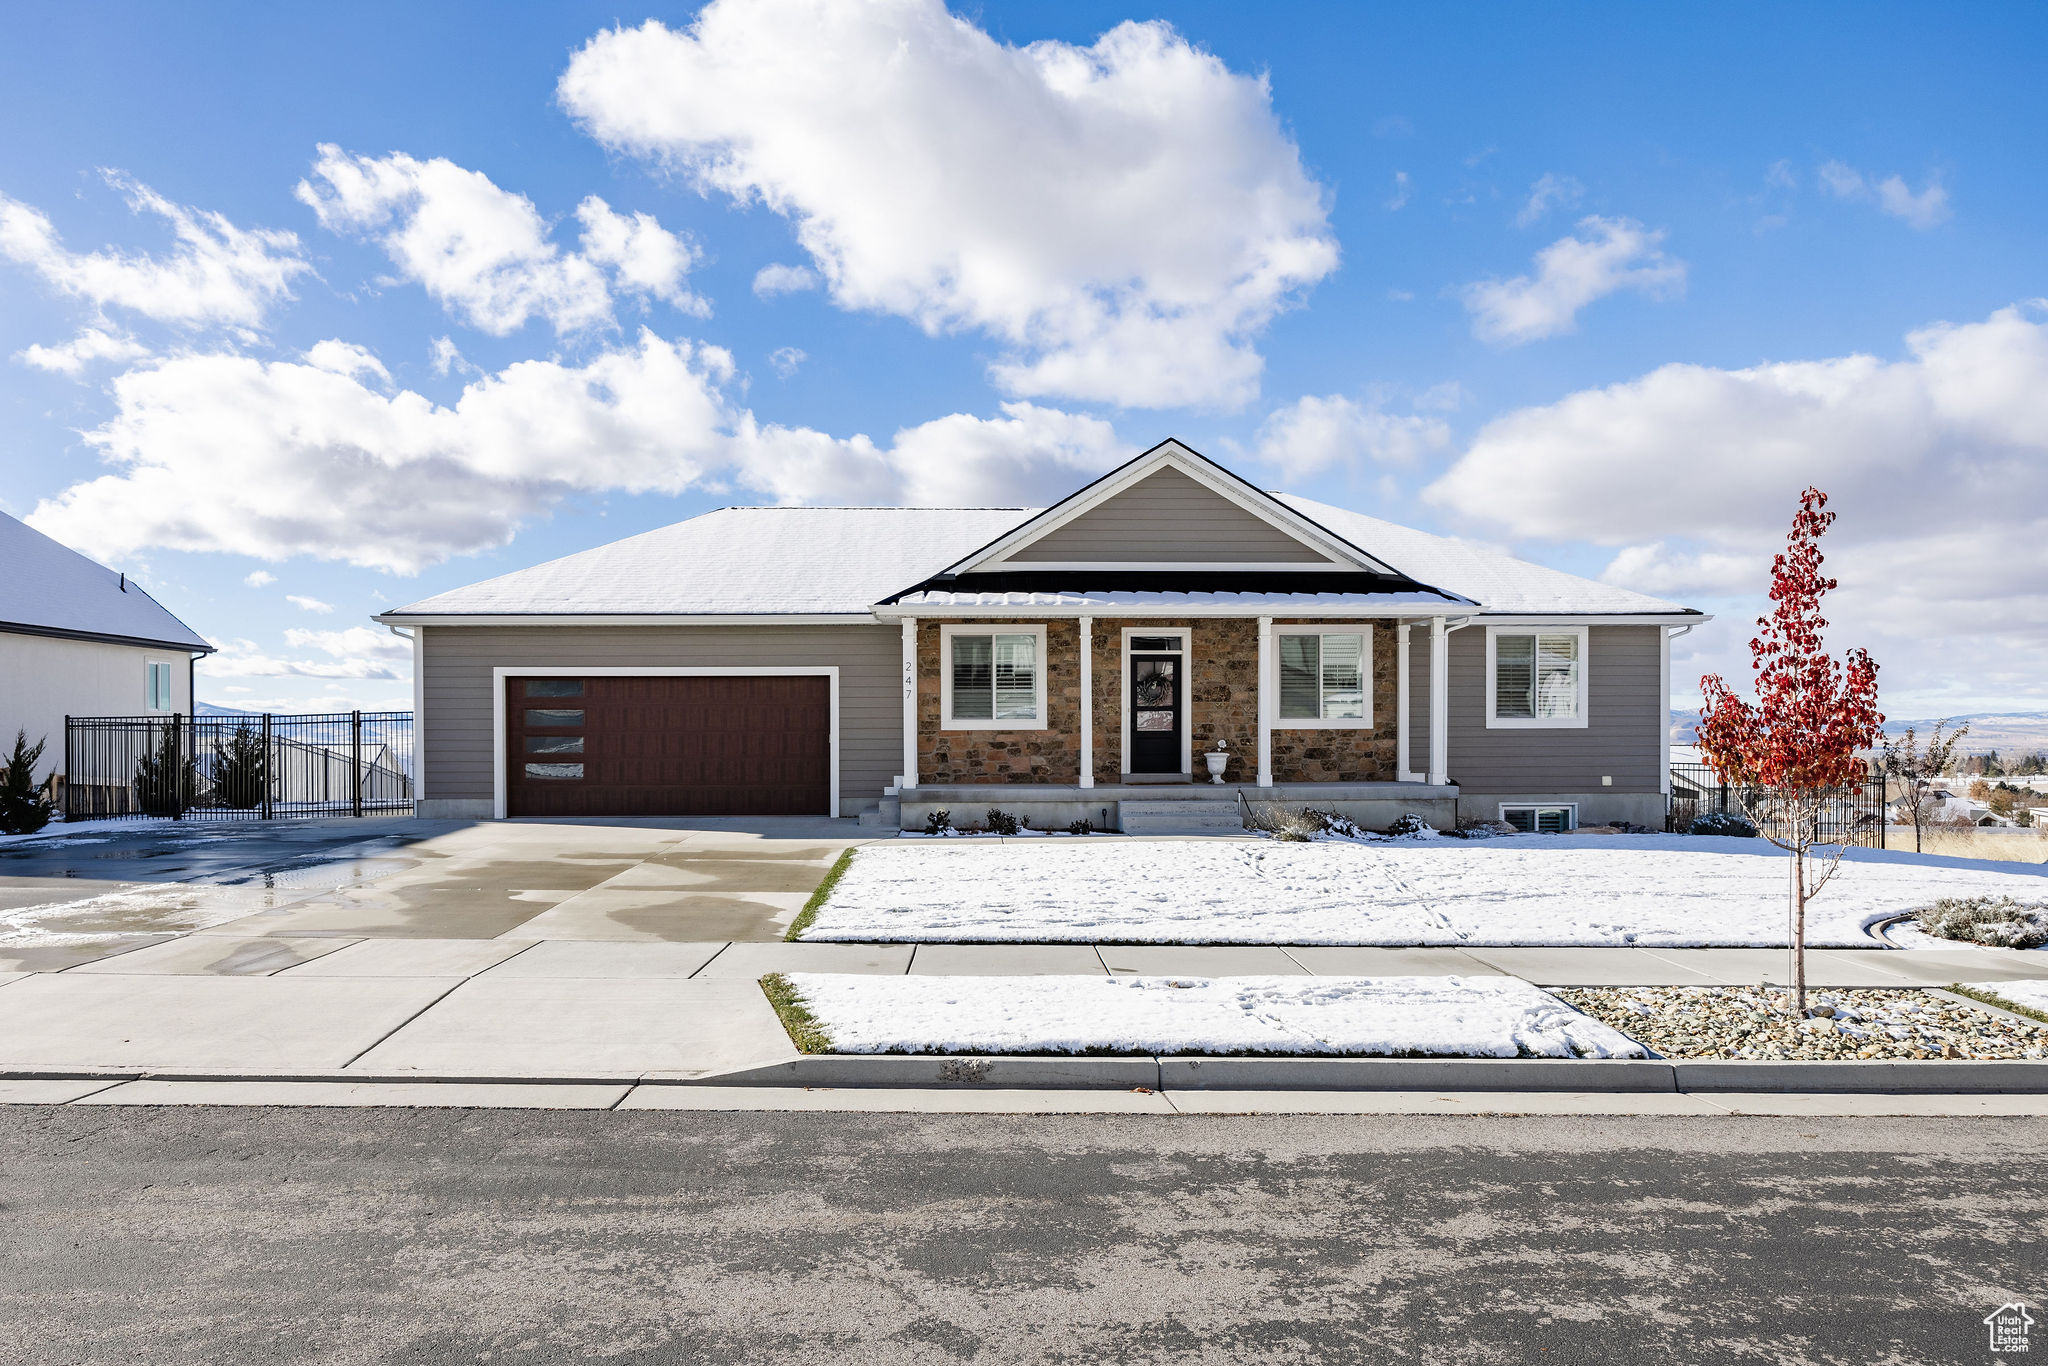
[1256,615,1274,787]
[1396,621,1412,782]
[1078,616,1094,789]
[1428,615,1449,786]
[1659,625,1673,798]
[900,617,918,791]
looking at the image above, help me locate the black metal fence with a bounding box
[1667,761,1886,848]
[63,712,414,822]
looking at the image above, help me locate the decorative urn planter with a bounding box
[1204,745,1230,784]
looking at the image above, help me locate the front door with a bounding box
[1129,647,1183,775]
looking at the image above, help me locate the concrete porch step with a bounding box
[1118,799,1245,836]
[857,797,901,830]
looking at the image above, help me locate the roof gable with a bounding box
[0,511,212,651]
[949,439,1394,574]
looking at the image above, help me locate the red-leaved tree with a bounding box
[1696,488,1883,1015]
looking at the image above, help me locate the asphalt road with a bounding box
[0,1106,2040,1365]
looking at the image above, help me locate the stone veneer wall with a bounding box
[917,619,1082,784]
[918,616,1397,785]
[1266,618,1398,782]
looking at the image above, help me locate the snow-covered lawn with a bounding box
[803,834,2048,947]
[1973,980,2048,1018]
[781,972,1647,1058]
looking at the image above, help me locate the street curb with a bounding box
[683,1056,1163,1090]
[1672,1059,2048,1094]
[1158,1057,1678,1092]
[5,1056,2047,1093]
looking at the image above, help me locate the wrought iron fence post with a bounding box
[352,710,363,818]
[260,712,274,821]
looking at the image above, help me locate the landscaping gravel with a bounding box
[1551,986,2048,1061]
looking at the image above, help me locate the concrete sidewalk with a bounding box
[0,938,2042,1086]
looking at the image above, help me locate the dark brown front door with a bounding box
[506,675,830,817]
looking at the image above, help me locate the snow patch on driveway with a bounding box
[806,835,2048,946]
[784,972,1648,1058]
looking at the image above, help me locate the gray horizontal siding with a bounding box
[1402,623,1662,794]
[420,624,901,813]
[1006,467,1325,563]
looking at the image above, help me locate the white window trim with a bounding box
[1485,625,1589,729]
[144,659,174,713]
[1271,625,1374,730]
[939,624,1048,731]
[1119,626,1192,777]
[490,666,839,820]
[1500,802,1578,832]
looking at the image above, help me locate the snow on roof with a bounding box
[390,491,1700,620]
[1278,495,1696,617]
[0,510,212,651]
[389,507,1035,617]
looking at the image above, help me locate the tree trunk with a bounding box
[1790,844,1808,1015]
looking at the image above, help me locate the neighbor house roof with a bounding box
[0,510,213,652]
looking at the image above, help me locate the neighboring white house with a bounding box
[0,510,213,783]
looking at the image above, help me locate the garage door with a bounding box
[506,675,831,817]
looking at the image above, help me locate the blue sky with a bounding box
[3,1,2043,717]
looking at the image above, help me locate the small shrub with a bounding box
[0,730,56,836]
[1449,819,1517,840]
[1303,807,1369,840]
[1918,895,2048,950]
[1066,818,1094,835]
[985,808,1021,836]
[923,808,953,835]
[208,723,266,809]
[1688,811,1758,838]
[1384,812,1436,838]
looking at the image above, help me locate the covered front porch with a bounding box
[877,604,1473,833]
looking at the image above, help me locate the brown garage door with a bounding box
[506,675,830,817]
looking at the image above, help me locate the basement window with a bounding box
[1500,804,1576,834]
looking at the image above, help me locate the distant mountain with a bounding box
[193,701,255,716]
[1672,708,2048,754]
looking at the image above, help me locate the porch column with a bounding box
[1078,616,1094,789]
[1256,615,1273,787]
[900,617,918,791]
[1396,622,1412,782]
[1428,615,1449,786]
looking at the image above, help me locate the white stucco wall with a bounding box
[0,632,195,778]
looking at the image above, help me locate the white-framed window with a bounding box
[1500,803,1577,833]
[1274,627,1372,727]
[145,660,174,712]
[1486,626,1588,728]
[940,624,1047,729]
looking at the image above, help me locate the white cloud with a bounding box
[1254,394,1451,478]
[1513,173,1583,228]
[243,570,276,588]
[0,174,308,329]
[768,345,806,378]
[295,145,705,335]
[286,626,411,664]
[302,339,388,384]
[1385,172,1411,212]
[1460,216,1685,346]
[202,636,402,681]
[1818,161,1951,230]
[560,1,1337,410]
[428,335,479,378]
[28,329,1133,572]
[16,326,150,376]
[753,263,819,297]
[285,594,334,614]
[1425,302,2048,707]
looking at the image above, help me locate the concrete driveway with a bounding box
[0,815,878,970]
